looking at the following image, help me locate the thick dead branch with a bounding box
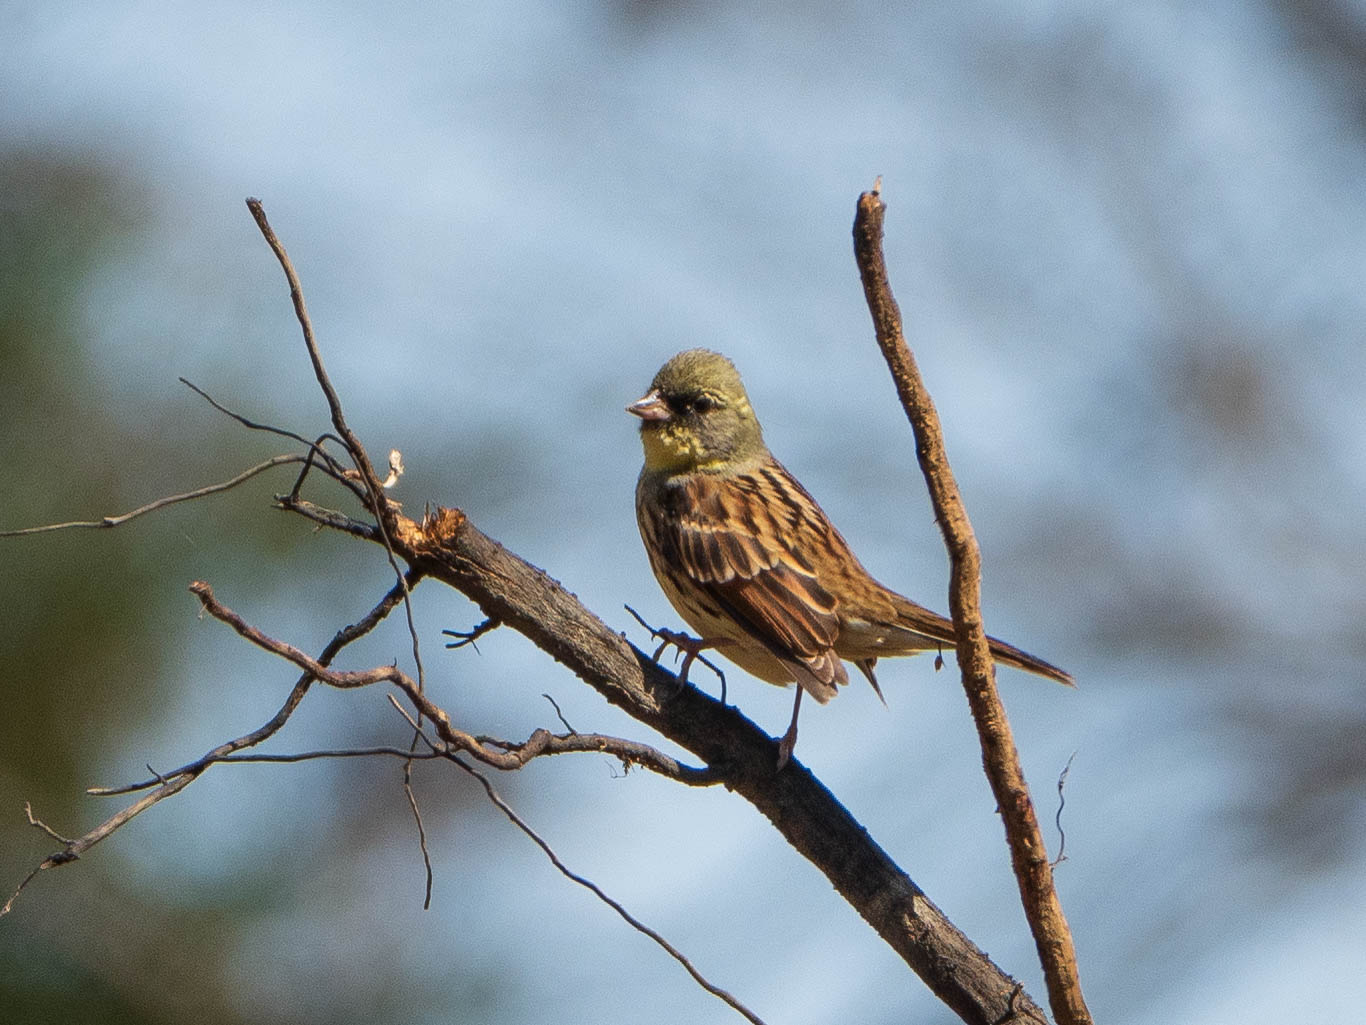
[852,186,1092,1025]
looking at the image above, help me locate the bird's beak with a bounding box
[627,389,670,421]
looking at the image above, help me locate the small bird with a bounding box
[629,348,1072,768]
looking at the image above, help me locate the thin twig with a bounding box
[246,200,376,485]
[1051,752,1077,868]
[24,802,73,844]
[178,377,361,499]
[542,694,576,734]
[388,695,438,911]
[852,185,1091,1025]
[275,498,380,540]
[180,376,338,451]
[453,754,768,1025]
[442,617,500,651]
[2,866,43,917]
[87,747,445,791]
[402,752,435,910]
[0,455,305,537]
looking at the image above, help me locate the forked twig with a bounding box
[442,617,501,652]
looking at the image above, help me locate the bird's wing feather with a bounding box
[644,461,848,698]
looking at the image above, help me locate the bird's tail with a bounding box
[886,596,1074,687]
[983,633,1074,687]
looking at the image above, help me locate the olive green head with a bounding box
[628,349,766,473]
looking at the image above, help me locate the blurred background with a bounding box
[2,2,1364,1023]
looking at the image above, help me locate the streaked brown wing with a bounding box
[640,460,848,697]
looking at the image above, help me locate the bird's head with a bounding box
[628,349,766,473]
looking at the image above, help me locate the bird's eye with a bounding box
[691,394,717,413]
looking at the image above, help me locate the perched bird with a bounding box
[629,348,1072,768]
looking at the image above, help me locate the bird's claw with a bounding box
[624,605,728,702]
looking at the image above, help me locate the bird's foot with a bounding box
[624,605,728,701]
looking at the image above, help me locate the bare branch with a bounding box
[852,185,1091,1025]
[0,455,306,537]
[245,199,380,490]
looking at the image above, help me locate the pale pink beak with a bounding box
[627,389,670,421]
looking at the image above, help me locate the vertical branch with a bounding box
[851,186,1092,1025]
[245,198,380,491]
